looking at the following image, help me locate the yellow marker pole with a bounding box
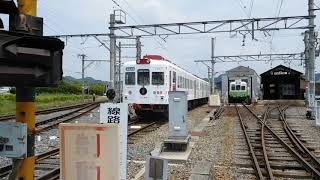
[15,1,37,179]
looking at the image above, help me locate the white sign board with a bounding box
[100,102,128,180]
[59,123,120,180]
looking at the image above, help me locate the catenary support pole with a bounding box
[14,0,37,179]
[304,31,310,107]
[118,41,122,102]
[79,54,86,97]
[211,38,216,94]
[136,36,141,61]
[109,13,116,91]
[308,0,317,118]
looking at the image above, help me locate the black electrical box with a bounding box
[0,30,64,87]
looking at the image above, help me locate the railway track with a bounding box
[0,118,162,179]
[236,103,320,179]
[0,102,96,121]
[0,102,101,179]
[35,102,100,133]
[0,148,60,179]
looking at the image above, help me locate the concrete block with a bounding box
[145,156,168,180]
[209,94,220,107]
[189,161,213,180]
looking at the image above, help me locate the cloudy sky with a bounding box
[1,0,320,81]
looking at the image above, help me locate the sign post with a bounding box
[100,102,128,180]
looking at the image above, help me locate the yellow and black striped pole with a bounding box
[15,0,37,179]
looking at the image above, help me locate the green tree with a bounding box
[90,84,104,95]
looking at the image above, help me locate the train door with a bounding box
[173,71,176,91]
[169,71,172,91]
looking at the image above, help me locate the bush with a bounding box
[0,94,15,101]
[35,81,82,94]
[90,84,105,95]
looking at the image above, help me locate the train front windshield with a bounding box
[125,72,135,85]
[152,72,164,85]
[138,69,150,85]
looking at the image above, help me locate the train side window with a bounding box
[236,85,240,90]
[231,84,235,90]
[173,72,176,83]
[138,69,150,85]
[152,72,164,85]
[125,72,135,85]
[241,86,246,90]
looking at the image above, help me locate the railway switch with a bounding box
[0,122,27,158]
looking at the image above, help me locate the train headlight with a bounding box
[128,90,132,95]
[139,87,147,95]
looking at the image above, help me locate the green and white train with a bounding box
[229,79,251,103]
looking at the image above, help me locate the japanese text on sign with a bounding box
[107,107,121,123]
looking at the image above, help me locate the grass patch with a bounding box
[0,93,94,115]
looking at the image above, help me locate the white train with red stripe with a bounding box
[122,55,210,115]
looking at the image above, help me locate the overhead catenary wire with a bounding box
[111,0,168,51]
[269,0,284,53]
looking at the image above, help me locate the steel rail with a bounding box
[35,103,100,134]
[36,121,160,179]
[235,104,264,179]
[242,103,320,179]
[0,102,95,121]
[214,106,225,119]
[0,148,59,178]
[278,106,320,170]
[36,168,60,180]
[261,107,275,180]
[35,103,98,127]
[128,122,158,137]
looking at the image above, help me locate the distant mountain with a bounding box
[63,76,107,85]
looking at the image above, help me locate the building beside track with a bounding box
[261,65,305,100]
[221,66,261,103]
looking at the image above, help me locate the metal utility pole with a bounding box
[118,41,122,102]
[78,54,86,96]
[207,67,211,85]
[308,0,317,118]
[109,13,116,91]
[15,0,37,179]
[304,31,310,106]
[78,54,109,96]
[136,36,142,61]
[211,38,216,94]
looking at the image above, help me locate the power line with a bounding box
[112,0,168,50]
[249,0,255,18]
[269,0,284,53]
